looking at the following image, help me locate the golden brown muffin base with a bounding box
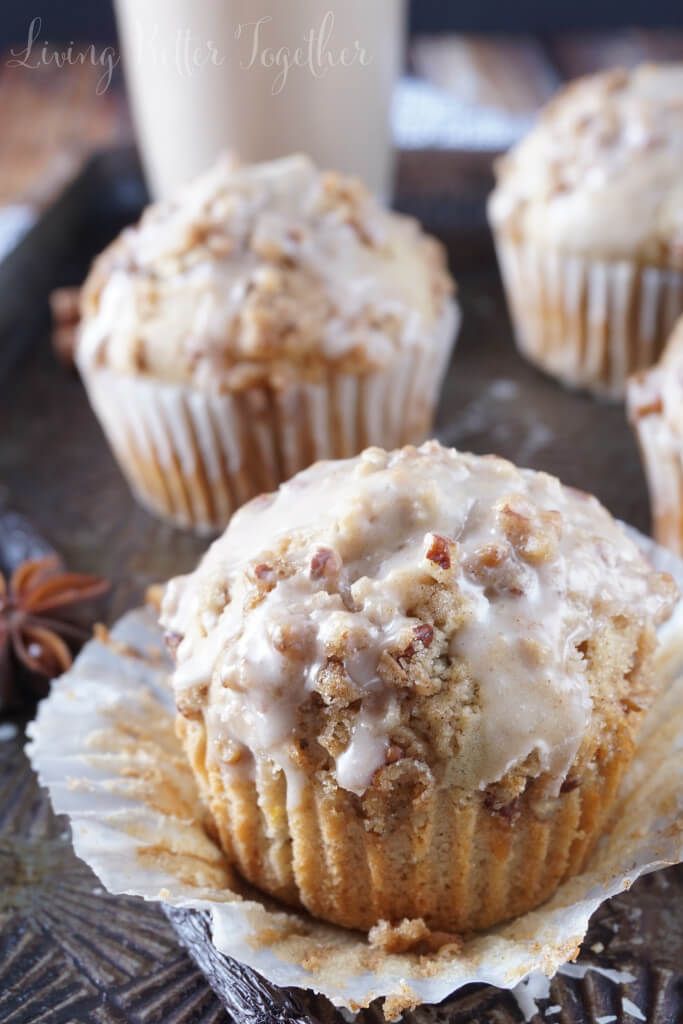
[493,231,683,400]
[178,713,634,934]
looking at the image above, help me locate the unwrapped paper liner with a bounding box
[26,530,683,1018]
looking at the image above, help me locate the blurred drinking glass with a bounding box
[114,0,406,199]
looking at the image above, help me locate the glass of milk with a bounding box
[114,0,406,199]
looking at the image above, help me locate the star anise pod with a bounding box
[0,555,109,707]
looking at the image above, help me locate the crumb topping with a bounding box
[489,65,683,264]
[367,917,463,956]
[78,155,454,388]
[162,442,676,801]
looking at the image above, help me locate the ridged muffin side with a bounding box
[178,713,636,932]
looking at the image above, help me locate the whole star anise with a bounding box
[0,555,109,707]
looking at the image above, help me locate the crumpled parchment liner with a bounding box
[26,532,683,1017]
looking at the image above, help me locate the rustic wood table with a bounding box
[0,142,680,1023]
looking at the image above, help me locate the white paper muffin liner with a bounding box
[493,233,683,400]
[76,301,460,535]
[628,372,683,555]
[26,529,683,1017]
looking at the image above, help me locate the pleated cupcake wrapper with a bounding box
[493,232,683,400]
[180,714,630,934]
[77,301,459,534]
[26,531,683,1017]
[627,375,683,554]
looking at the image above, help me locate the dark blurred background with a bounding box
[0,0,682,48]
[1,0,682,269]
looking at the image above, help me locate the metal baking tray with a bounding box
[0,146,678,1024]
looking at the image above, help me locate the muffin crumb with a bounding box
[368,917,463,956]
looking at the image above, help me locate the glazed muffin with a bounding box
[489,65,683,400]
[161,441,676,933]
[628,315,683,553]
[77,155,458,534]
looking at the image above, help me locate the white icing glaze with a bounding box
[79,154,452,387]
[489,65,683,261]
[162,442,674,800]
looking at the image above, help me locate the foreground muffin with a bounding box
[628,315,683,553]
[77,155,458,533]
[489,65,683,399]
[161,441,675,933]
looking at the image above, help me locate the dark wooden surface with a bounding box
[0,150,670,1024]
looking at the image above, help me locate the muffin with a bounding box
[77,155,458,533]
[161,441,676,933]
[628,314,683,553]
[489,65,683,400]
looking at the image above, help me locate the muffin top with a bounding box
[489,65,683,265]
[78,155,454,390]
[628,314,683,433]
[162,441,675,803]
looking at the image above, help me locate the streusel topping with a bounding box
[489,65,683,264]
[162,442,675,802]
[78,155,453,389]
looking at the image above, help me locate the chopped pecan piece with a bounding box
[425,533,453,571]
[309,547,341,580]
[483,792,521,822]
[401,623,434,659]
[413,623,434,647]
[560,776,579,794]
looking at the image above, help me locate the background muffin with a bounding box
[161,441,675,934]
[77,155,459,533]
[628,314,683,553]
[489,65,683,400]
